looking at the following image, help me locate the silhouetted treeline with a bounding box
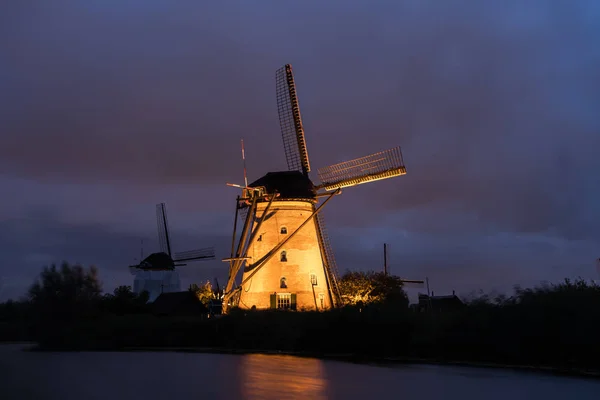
[1,262,600,373]
[0,262,150,341]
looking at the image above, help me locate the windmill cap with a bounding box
[249,171,316,200]
[136,252,175,270]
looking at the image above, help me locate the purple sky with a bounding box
[1,1,600,301]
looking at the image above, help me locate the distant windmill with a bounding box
[129,203,215,301]
[222,64,407,313]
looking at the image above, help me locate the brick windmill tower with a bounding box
[222,64,407,313]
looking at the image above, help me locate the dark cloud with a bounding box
[1,1,600,299]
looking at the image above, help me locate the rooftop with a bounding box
[130,252,175,271]
[249,171,317,200]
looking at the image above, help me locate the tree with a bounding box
[102,285,149,315]
[339,271,408,307]
[339,271,375,305]
[189,281,215,305]
[28,262,103,320]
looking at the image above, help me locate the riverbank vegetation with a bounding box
[1,262,599,373]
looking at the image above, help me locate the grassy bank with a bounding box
[3,268,600,377]
[19,295,600,375]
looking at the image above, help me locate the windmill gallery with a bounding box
[128,64,407,313]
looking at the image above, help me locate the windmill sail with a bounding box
[174,247,216,262]
[314,212,342,306]
[317,146,406,191]
[224,197,259,300]
[276,64,311,176]
[156,203,172,256]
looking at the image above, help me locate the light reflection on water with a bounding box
[239,354,327,400]
[1,344,600,400]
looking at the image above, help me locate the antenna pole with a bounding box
[383,243,388,275]
[241,139,248,188]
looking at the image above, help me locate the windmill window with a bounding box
[277,293,291,310]
[319,293,325,309]
[280,251,287,262]
[310,273,317,286]
[280,226,287,234]
[280,277,287,289]
[257,234,262,242]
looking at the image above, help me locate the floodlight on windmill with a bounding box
[221,64,407,313]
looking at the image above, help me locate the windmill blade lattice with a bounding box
[276,64,311,176]
[174,247,216,262]
[314,212,341,305]
[317,146,406,191]
[156,203,172,256]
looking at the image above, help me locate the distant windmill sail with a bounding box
[174,247,216,262]
[156,203,172,256]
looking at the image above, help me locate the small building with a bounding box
[416,291,465,313]
[207,298,223,316]
[152,291,207,316]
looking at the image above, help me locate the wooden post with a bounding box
[426,277,432,310]
[383,243,388,275]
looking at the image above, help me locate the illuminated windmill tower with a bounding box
[222,64,407,313]
[128,203,215,302]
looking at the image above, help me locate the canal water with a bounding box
[1,344,599,399]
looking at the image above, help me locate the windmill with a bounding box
[222,64,407,313]
[129,203,215,301]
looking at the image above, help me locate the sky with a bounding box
[1,1,600,302]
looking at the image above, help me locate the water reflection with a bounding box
[240,354,327,400]
[2,345,600,400]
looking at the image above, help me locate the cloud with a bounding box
[1,1,600,299]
